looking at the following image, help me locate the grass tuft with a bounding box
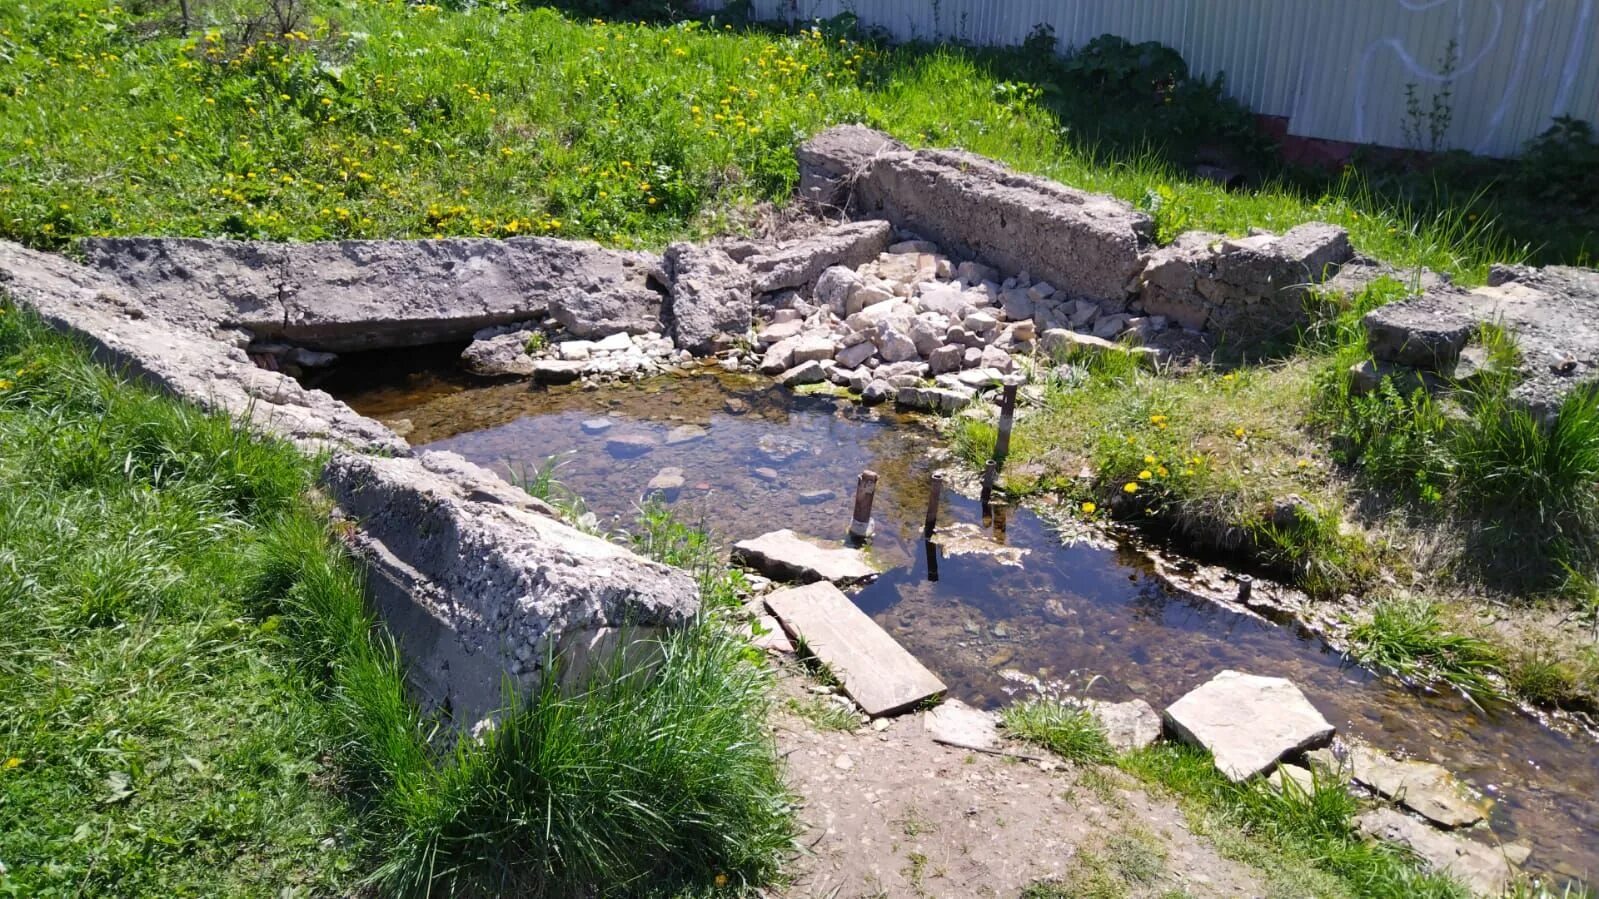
[1347,596,1506,707]
[1001,699,1114,764]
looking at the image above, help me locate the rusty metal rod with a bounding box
[924,472,944,536]
[993,382,1019,463]
[924,539,940,583]
[979,459,998,513]
[848,469,879,541]
[1236,575,1254,604]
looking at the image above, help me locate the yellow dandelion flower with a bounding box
[1123,482,1139,494]
[1138,469,1153,480]
[1234,427,1246,438]
[1143,455,1156,465]
[2,757,19,769]
[1156,465,1169,477]
[1081,501,1096,515]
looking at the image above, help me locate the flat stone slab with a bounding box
[765,582,945,717]
[1084,698,1162,753]
[1347,742,1489,828]
[1356,808,1515,897]
[923,699,999,751]
[1163,670,1335,782]
[732,529,881,585]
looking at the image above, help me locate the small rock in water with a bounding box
[580,418,614,435]
[724,397,750,415]
[798,489,836,505]
[605,433,657,458]
[664,424,708,445]
[645,467,686,500]
[753,467,781,483]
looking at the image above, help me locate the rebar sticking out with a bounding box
[993,382,1019,463]
[924,472,944,536]
[848,469,879,541]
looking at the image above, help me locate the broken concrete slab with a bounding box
[0,240,405,454]
[1163,670,1335,782]
[1356,808,1516,897]
[1364,267,1599,421]
[460,328,538,377]
[1346,742,1489,829]
[795,124,905,210]
[81,236,667,350]
[731,529,881,585]
[923,699,1000,751]
[321,451,699,724]
[1084,698,1163,753]
[663,242,752,353]
[747,220,893,295]
[765,581,945,717]
[803,127,1153,304]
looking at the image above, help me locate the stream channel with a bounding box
[321,354,1597,883]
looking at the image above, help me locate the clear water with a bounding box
[323,358,1598,882]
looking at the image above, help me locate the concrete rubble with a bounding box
[1361,265,1599,421]
[1355,808,1516,897]
[731,529,882,585]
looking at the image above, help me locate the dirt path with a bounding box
[770,674,1269,899]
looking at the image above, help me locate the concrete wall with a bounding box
[700,0,1599,158]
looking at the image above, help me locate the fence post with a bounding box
[924,472,943,536]
[993,382,1019,464]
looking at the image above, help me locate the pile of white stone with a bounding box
[463,325,689,385]
[746,239,1162,413]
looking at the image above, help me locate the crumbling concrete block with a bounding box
[797,127,1154,305]
[663,242,752,353]
[747,219,893,295]
[322,451,699,724]
[81,236,668,350]
[1138,223,1352,344]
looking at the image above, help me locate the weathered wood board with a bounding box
[765,581,945,717]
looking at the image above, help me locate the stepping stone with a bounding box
[732,529,881,585]
[765,582,945,717]
[1356,808,1516,897]
[923,699,998,751]
[580,418,614,435]
[1347,741,1489,828]
[1084,698,1162,753]
[1163,670,1334,782]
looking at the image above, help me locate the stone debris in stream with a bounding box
[1346,741,1489,829]
[1163,670,1335,782]
[1083,698,1162,753]
[663,424,707,445]
[732,529,881,585]
[644,467,685,500]
[580,418,614,435]
[1355,808,1516,897]
[604,433,657,458]
[923,699,1000,751]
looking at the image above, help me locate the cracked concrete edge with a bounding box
[0,238,701,727]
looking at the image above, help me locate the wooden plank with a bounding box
[765,582,946,717]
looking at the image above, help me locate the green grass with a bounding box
[1347,596,1507,708]
[0,0,1546,280]
[784,696,859,733]
[0,308,363,895]
[0,305,792,896]
[1001,699,1114,765]
[1119,744,1470,899]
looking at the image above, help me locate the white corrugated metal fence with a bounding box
[699,0,1599,157]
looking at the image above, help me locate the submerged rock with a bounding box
[1163,670,1335,782]
[605,433,657,458]
[1356,808,1516,897]
[1346,742,1489,829]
